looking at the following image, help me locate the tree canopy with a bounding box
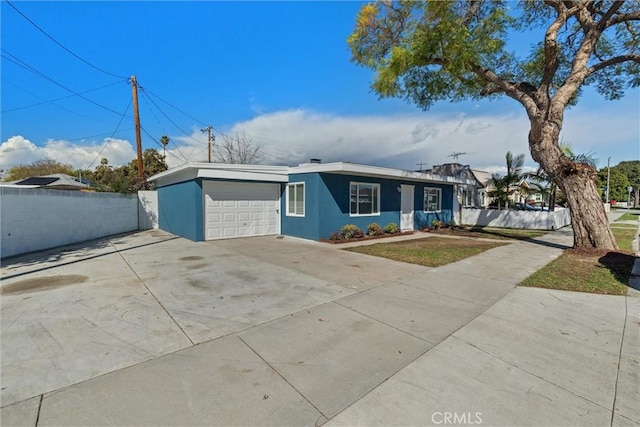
[597,160,639,204]
[349,0,639,249]
[349,1,639,110]
[3,158,75,181]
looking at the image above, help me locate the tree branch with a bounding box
[588,54,640,75]
[597,1,624,30]
[540,3,569,103]
[470,64,539,117]
[606,10,640,27]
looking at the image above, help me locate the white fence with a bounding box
[461,207,571,230]
[138,190,158,230]
[1,188,159,259]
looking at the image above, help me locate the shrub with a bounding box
[384,222,399,234]
[367,222,384,236]
[329,231,343,241]
[431,219,443,230]
[341,224,365,239]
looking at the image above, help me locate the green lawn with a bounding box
[519,250,631,295]
[445,227,546,240]
[616,212,639,222]
[520,224,637,295]
[344,237,506,267]
[612,226,637,252]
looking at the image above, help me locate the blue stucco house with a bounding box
[148,161,471,242]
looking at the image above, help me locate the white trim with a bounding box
[349,181,381,217]
[149,163,289,187]
[149,161,470,188]
[286,182,305,217]
[424,187,442,213]
[290,162,473,185]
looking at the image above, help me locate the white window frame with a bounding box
[424,187,442,213]
[286,182,305,217]
[350,182,381,217]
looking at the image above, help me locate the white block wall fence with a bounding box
[0,188,153,259]
[138,190,158,230]
[461,207,571,230]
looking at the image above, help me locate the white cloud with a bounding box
[225,109,533,171]
[2,100,636,175]
[0,135,136,171]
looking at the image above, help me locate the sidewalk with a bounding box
[2,226,638,426]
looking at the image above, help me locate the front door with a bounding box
[400,184,414,231]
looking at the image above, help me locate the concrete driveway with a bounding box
[1,229,638,426]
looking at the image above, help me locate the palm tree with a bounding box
[160,135,170,158]
[487,174,509,209]
[502,151,525,208]
[524,167,553,208]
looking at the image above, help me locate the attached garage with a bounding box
[203,181,280,240]
[149,163,289,242]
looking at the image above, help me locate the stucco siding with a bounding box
[413,183,454,229]
[280,173,321,240]
[318,173,400,239]
[158,179,203,241]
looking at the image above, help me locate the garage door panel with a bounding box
[207,213,222,223]
[204,181,280,240]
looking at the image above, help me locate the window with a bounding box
[350,182,380,216]
[424,188,442,212]
[287,182,304,216]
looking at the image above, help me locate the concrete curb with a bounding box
[626,216,640,296]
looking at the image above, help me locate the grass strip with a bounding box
[344,237,506,267]
[521,225,637,295]
[615,212,639,222]
[520,249,632,295]
[612,226,637,252]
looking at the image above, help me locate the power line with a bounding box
[5,0,128,80]
[85,99,132,170]
[66,128,134,142]
[143,87,208,127]
[211,128,294,165]
[0,77,113,124]
[1,80,124,113]
[138,87,205,146]
[140,126,189,163]
[1,49,126,116]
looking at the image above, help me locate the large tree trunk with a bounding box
[529,119,618,250]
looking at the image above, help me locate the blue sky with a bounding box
[1,1,638,175]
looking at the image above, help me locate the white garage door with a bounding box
[204,181,280,240]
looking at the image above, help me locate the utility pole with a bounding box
[605,156,611,203]
[130,75,144,177]
[416,162,427,171]
[201,126,213,163]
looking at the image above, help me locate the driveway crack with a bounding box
[108,242,195,346]
[610,295,629,427]
[236,335,328,421]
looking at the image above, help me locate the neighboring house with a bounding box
[148,161,473,242]
[425,163,490,208]
[1,174,90,191]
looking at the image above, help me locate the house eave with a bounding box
[289,162,474,185]
[148,163,289,187]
